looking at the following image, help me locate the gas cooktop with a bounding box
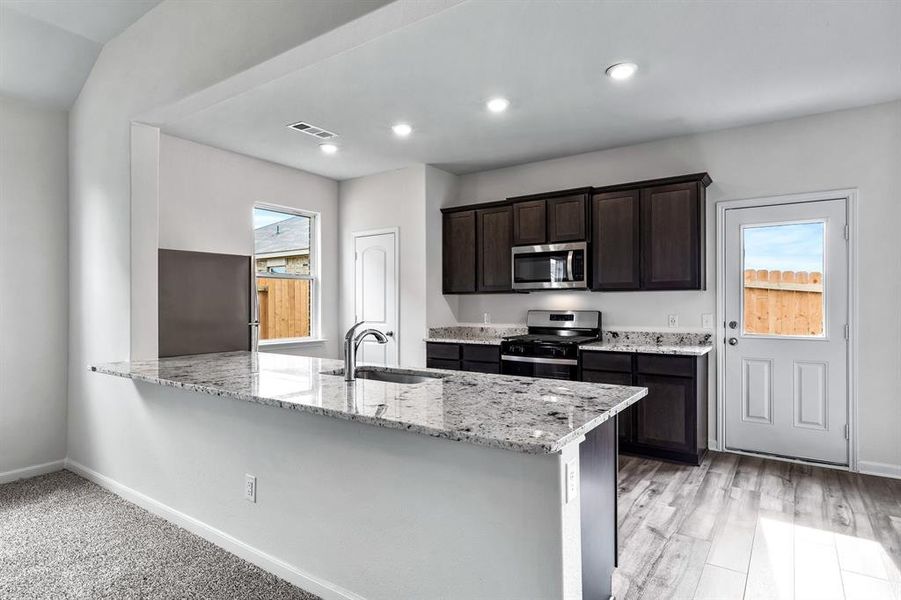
[503,333,599,346]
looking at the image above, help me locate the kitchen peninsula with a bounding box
[92,351,647,600]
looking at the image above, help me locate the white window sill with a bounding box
[259,338,327,350]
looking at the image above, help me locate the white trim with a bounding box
[857,460,901,480]
[352,227,401,366]
[259,338,327,349]
[0,459,65,484]
[719,448,852,473]
[715,188,858,469]
[63,459,365,600]
[253,203,322,346]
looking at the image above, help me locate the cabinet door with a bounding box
[640,182,704,290]
[633,373,695,454]
[512,200,547,246]
[462,360,501,374]
[442,211,477,293]
[548,194,587,242]
[591,190,640,290]
[581,369,635,444]
[476,206,513,292]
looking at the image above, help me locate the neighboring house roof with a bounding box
[254,216,310,256]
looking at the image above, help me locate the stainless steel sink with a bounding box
[322,368,444,385]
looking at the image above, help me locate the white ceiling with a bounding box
[162,0,901,181]
[0,0,160,108]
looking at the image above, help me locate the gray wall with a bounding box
[0,96,68,478]
[338,165,428,367]
[158,133,339,358]
[442,101,901,473]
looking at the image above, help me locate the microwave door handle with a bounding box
[566,251,574,281]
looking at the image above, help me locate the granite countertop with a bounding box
[578,341,712,356]
[425,326,713,356]
[424,336,504,345]
[579,330,713,356]
[91,351,646,455]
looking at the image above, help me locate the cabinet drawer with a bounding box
[580,351,632,373]
[581,369,633,386]
[462,360,501,374]
[462,344,500,363]
[635,354,695,378]
[426,343,460,361]
[427,358,461,371]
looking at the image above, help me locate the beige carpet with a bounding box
[0,470,320,599]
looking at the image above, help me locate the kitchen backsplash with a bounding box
[427,325,526,341]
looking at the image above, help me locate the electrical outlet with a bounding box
[701,313,714,329]
[667,314,679,328]
[244,474,256,503]
[565,459,579,503]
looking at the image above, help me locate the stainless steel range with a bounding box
[500,310,601,380]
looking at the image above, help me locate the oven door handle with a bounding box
[500,355,578,366]
[566,251,574,282]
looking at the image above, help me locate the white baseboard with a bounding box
[0,459,65,484]
[64,459,364,600]
[857,460,901,480]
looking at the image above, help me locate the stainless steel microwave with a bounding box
[511,242,588,290]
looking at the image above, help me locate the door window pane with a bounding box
[742,222,824,336]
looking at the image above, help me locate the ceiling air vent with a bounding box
[287,121,338,140]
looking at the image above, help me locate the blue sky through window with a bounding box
[254,208,295,229]
[744,222,824,273]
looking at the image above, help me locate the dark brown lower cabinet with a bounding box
[426,342,500,374]
[580,351,708,465]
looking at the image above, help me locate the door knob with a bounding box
[728,321,738,329]
[728,337,738,346]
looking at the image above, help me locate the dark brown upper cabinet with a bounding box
[512,199,547,245]
[442,173,708,295]
[509,188,590,246]
[547,194,587,242]
[442,210,476,293]
[640,181,705,290]
[590,173,709,291]
[591,190,640,290]
[476,205,513,292]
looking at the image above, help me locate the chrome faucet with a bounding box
[344,321,389,382]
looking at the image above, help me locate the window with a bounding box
[742,221,825,337]
[253,206,317,343]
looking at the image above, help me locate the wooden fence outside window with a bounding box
[743,269,823,336]
[257,277,311,339]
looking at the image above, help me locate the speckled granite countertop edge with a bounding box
[89,354,648,456]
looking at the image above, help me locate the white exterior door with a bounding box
[354,231,398,366]
[724,198,848,465]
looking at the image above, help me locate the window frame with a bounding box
[253,203,322,347]
[739,218,828,340]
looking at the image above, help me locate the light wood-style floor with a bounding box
[614,452,901,600]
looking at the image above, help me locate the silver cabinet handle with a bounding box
[728,337,738,346]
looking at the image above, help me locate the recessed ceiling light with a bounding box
[605,62,638,81]
[392,123,413,137]
[486,97,510,113]
[320,143,338,155]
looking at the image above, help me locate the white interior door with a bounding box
[724,198,848,465]
[354,231,398,367]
